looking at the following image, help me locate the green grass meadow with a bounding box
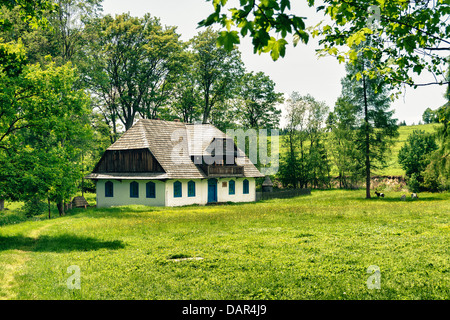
[0,190,449,300]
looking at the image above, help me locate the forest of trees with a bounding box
[0,0,448,216]
[0,0,286,215]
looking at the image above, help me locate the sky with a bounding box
[101,0,448,127]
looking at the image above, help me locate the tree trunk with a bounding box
[48,198,51,219]
[57,201,64,216]
[111,110,118,143]
[81,152,84,197]
[363,75,371,199]
[202,87,211,124]
[0,199,4,211]
[288,131,297,189]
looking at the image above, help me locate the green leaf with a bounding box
[260,0,279,9]
[280,0,291,12]
[217,30,240,51]
[265,37,287,60]
[328,47,338,56]
[293,31,310,47]
[224,18,234,31]
[292,16,306,31]
[238,19,253,37]
[413,64,424,75]
[348,49,358,61]
[198,12,220,27]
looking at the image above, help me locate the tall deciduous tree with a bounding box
[81,13,181,134]
[238,71,283,129]
[301,94,330,188]
[189,28,244,124]
[0,60,92,216]
[278,94,303,188]
[0,0,101,66]
[170,50,202,123]
[422,107,438,124]
[278,92,330,189]
[50,0,103,64]
[0,0,54,80]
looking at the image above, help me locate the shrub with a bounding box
[22,197,46,218]
[423,153,450,191]
[406,173,421,193]
[398,130,438,178]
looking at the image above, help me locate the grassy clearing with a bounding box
[0,190,448,300]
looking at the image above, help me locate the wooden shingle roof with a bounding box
[87,119,264,180]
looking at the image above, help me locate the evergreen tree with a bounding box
[339,41,399,198]
[327,97,364,189]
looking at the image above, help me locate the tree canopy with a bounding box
[199,0,449,89]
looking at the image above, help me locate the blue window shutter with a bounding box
[243,179,249,194]
[146,182,156,198]
[105,181,114,197]
[229,180,235,195]
[130,181,139,198]
[188,181,196,197]
[174,181,182,198]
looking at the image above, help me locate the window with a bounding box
[130,181,139,198]
[105,181,114,197]
[174,181,182,198]
[229,180,235,195]
[243,179,249,194]
[146,181,156,198]
[188,181,196,197]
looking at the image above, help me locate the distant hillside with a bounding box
[380,123,441,176]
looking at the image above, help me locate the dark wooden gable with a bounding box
[93,148,164,173]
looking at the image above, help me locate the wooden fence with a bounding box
[256,188,311,201]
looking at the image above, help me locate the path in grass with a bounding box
[0,222,58,299]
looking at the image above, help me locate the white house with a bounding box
[86,119,264,207]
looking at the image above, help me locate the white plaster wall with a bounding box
[96,177,256,207]
[165,179,208,207]
[217,178,255,203]
[96,180,166,208]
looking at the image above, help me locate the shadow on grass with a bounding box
[0,234,125,252]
